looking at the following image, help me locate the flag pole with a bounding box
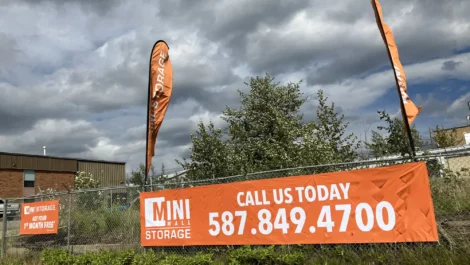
[145,52,151,191]
[144,41,157,191]
[371,1,416,159]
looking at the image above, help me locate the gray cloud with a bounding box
[121,118,193,149]
[414,93,451,118]
[0,119,102,156]
[16,0,121,15]
[0,33,19,67]
[442,60,463,71]
[307,50,389,85]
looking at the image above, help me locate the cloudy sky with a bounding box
[1,0,469,175]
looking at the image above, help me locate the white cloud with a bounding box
[447,92,470,118]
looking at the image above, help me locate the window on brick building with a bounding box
[24,170,36,203]
[24,170,35,187]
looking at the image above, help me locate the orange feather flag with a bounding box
[146,40,173,178]
[371,0,422,125]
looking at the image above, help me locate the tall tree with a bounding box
[177,121,232,180]
[222,74,307,173]
[367,110,424,157]
[311,90,360,163]
[432,125,459,148]
[178,74,360,180]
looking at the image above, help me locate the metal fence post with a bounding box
[67,193,72,253]
[1,198,8,259]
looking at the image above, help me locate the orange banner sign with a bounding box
[140,162,438,246]
[20,200,59,235]
[146,40,173,176]
[371,0,422,125]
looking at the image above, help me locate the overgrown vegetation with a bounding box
[431,125,459,148]
[2,244,470,265]
[430,168,470,215]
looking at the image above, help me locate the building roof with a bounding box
[437,124,470,131]
[362,144,470,162]
[0,151,126,165]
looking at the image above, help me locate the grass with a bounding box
[430,177,470,216]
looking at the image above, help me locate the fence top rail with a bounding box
[3,185,142,201]
[147,151,466,187]
[156,150,466,186]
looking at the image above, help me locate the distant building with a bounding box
[0,151,126,199]
[363,144,470,178]
[431,125,470,147]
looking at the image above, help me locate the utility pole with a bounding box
[363,118,372,144]
[429,127,434,148]
[466,101,470,123]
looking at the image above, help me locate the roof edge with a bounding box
[436,124,470,132]
[0,151,126,165]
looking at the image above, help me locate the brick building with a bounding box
[0,152,126,200]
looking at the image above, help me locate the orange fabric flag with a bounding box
[146,40,173,177]
[371,0,422,125]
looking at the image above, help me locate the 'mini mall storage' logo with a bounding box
[144,197,191,240]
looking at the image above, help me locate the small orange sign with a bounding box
[20,200,59,235]
[140,162,438,246]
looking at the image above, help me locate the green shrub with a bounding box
[131,249,163,265]
[27,242,470,265]
[41,248,74,265]
[73,252,95,265]
[37,248,214,265]
[182,252,214,265]
[228,245,305,265]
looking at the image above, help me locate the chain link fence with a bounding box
[1,186,142,258]
[1,151,469,260]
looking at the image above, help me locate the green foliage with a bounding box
[367,110,424,158]
[36,171,104,210]
[74,171,104,211]
[131,249,163,264]
[432,125,459,148]
[69,209,140,244]
[74,171,101,190]
[41,248,74,265]
[37,249,213,265]
[0,251,40,265]
[228,245,305,265]
[311,90,360,163]
[177,121,231,181]
[34,244,470,265]
[40,249,135,265]
[430,167,470,215]
[127,163,158,188]
[177,74,360,180]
